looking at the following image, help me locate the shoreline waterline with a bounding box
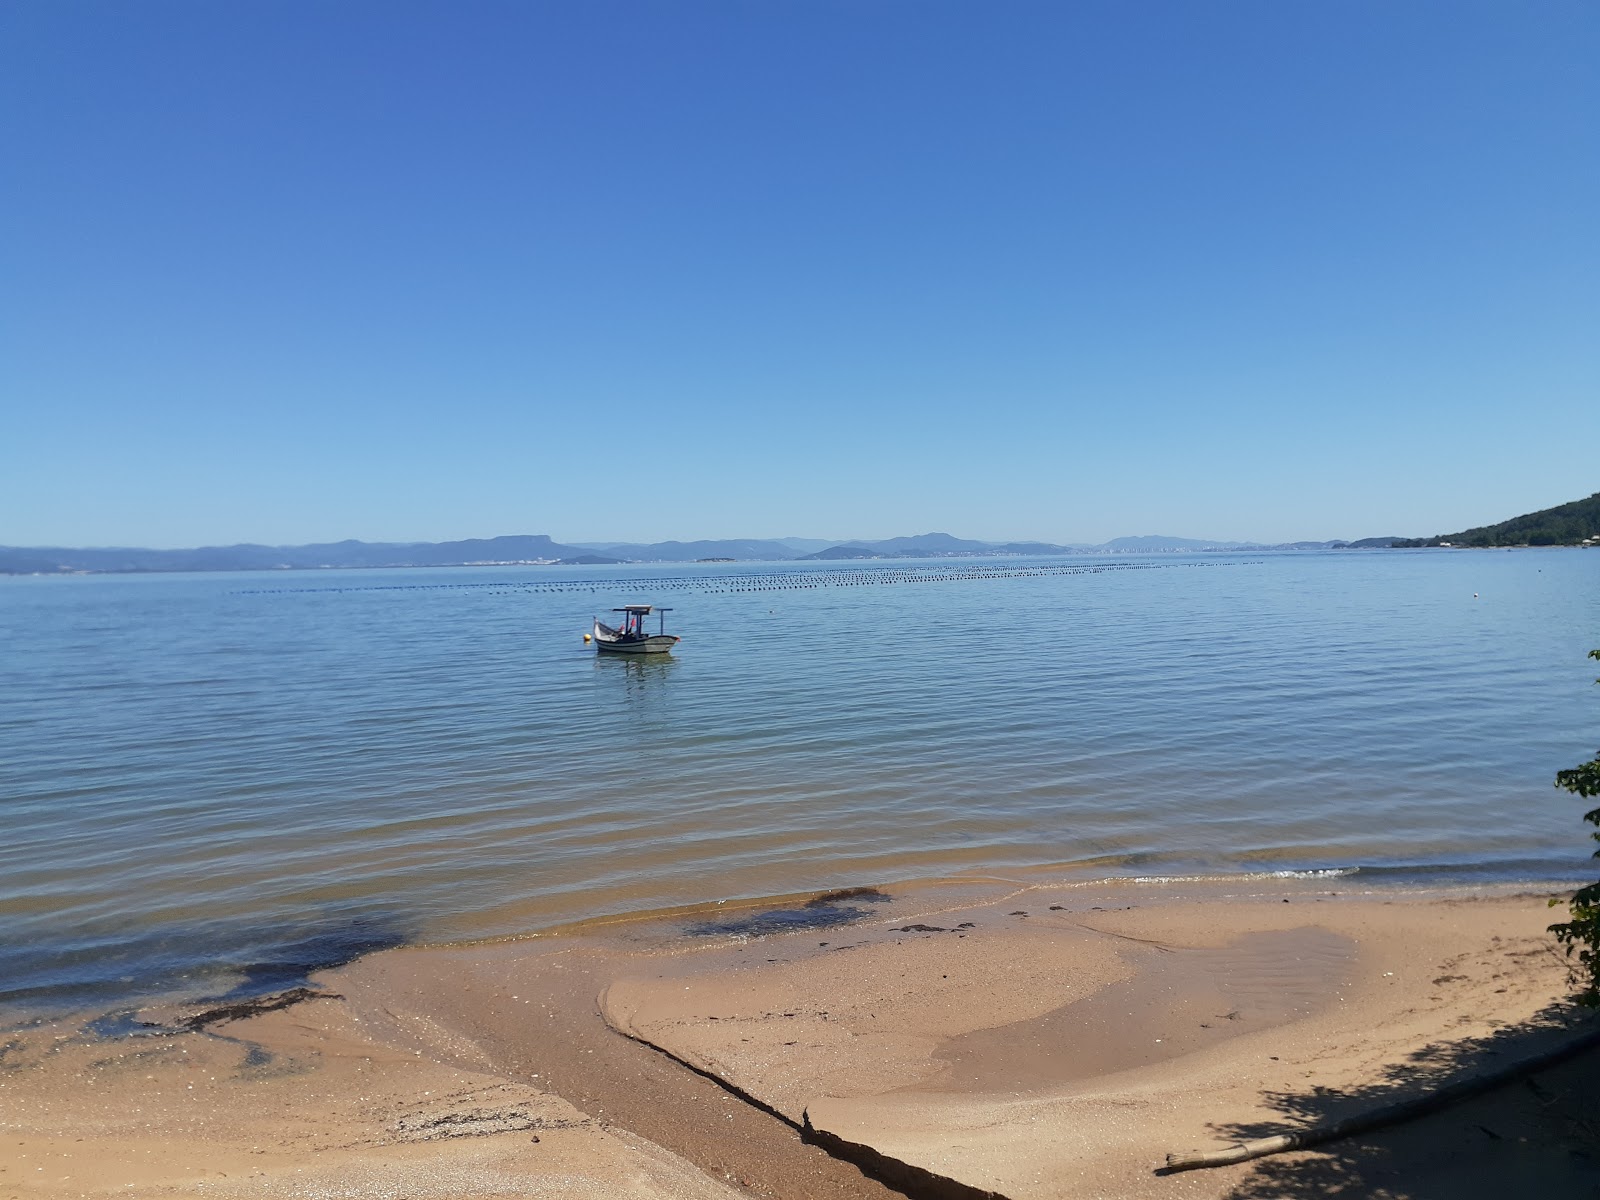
[11,860,1585,1035]
[448,859,1589,947]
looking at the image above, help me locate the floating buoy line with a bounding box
[235,558,1261,598]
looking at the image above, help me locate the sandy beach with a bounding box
[5,877,1598,1199]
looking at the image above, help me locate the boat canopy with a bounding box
[613,604,670,615]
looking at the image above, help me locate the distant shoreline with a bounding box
[0,530,1408,575]
[10,543,1598,578]
[0,544,1441,578]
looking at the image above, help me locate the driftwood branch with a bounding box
[1160,1024,1600,1174]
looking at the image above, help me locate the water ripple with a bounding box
[2,549,1598,1020]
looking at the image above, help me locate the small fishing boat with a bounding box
[591,605,680,654]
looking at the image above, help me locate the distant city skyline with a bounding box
[4,2,1595,550]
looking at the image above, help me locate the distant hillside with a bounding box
[571,538,803,561]
[801,532,1080,559]
[771,537,836,555]
[1393,492,1600,548]
[795,532,1346,559]
[802,545,883,560]
[864,532,998,556]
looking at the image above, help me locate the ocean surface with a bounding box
[3,549,1598,1023]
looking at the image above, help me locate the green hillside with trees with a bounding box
[1394,491,1600,548]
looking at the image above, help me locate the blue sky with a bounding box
[4,1,1595,548]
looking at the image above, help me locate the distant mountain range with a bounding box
[12,494,1591,574]
[1392,491,1600,548]
[792,532,1408,559]
[568,538,826,562]
[0,535,585,575]
[0,530,1409,575]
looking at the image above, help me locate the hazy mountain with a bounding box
[800,545,884,560]
[800,533,1257,559]
[569,539,803,561]
[771,537,837,555]
[801,532,1094,559]
[863,532,998,555]
[0,534,588,574]
[801,538,1079,559]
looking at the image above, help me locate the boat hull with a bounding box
[594,634,679,654]
[592,618,679,654]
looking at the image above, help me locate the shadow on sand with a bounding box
[1206,1000,1600,1199]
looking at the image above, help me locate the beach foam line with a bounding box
[393,856,1585,963]
[30,858,1580,1035]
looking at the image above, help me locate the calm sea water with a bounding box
[3,549,1598,1022]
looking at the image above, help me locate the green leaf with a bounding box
[1551,650,1600,1004]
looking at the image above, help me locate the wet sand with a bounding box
[4,878,1597,1199]
[1,990,741,1199]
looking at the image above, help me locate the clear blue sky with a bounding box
[4,1,1595,548]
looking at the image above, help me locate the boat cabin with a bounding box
[591,604,679,654]
[612,604,672,639]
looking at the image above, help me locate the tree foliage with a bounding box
[1394,490,1600,548]
[1550,649,1600,1004]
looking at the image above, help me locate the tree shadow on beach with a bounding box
[1206,1001,1600,1199]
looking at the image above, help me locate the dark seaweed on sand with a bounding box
[685,888,891,937]
[70,917,411,1040]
